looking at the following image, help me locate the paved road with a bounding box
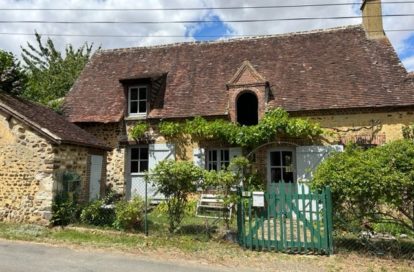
[0,240,238,272]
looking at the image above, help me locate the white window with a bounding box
[128,86,147,116]
[130,146,149,173]
[206,149,230,170]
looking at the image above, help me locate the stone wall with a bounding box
[0,112,107,224]
[53,145,106,203]
[78,122,126,194]
[0,112,55,224]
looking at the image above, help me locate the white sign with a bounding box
[252,191,265,207]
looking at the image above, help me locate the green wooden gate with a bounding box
[237,183,333,255]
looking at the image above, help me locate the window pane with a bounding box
[270,152,281,166]
[282,151,293,167]
[130,101,138,113]
[222,150,229,162]
[140,147,148,160]
[130,88,138,100]
[282,168,294,183]
[139,101,147,113]
[211,150,217,161]
[139,161,148,172]
[139,88,147,99]
[131,148,139,160]
[271,168,282,183]
[131,161,138,173]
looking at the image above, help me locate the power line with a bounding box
[0,29,412,38]
[0,1,413,11]
[0,14,412,24]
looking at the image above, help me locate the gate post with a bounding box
[324,186,334,255]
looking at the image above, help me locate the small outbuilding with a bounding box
[0,93,110,224]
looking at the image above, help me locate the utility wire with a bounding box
[0,1,413,11]
[0,29,412,38]
[0,14,412,24]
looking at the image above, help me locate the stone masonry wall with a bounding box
[78,123,126,195]
[53,144,106,203]
[0,113,55,224]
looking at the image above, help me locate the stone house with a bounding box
[63,0,414,199]
[0,93,109,224]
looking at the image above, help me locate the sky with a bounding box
[0,0,413,71]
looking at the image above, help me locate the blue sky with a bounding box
[0,0,413,71]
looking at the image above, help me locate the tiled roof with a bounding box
[64,25,414,123]
[0,93,110,150]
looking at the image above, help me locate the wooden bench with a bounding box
[196,193,232,219]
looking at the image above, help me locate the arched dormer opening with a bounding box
[237,91,258,126]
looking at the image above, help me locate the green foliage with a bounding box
[50,193,78,226]
[80,200,115,227]
[152,198,198,217]
[312,140,414,232]
[146,160,203,233]
[129,109,321,147]
[0,50,26,95]
[130,122,149,139]
[158,121,184,138]
[21,32,98,109]
[113,197,145,231]
[402,124,414,140]
[156,108,322,147]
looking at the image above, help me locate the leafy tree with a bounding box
[0,50,25,95]
[21,33,98,109]
[312,140,414,232]
[146,160,203,233]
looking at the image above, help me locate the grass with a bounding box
[0,214,413,272]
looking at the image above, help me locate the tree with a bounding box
[312,140,414,232]
[21,33,98,110]
[146,160,203,233]
[0,50,25,95]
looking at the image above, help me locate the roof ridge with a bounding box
[98,24,363,54]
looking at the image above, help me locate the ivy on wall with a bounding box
[131,108,323,147]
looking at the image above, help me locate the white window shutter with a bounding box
[295,145,343,183]
[193,147,205,168]
[148,143,175,170]
[229,147,242,159]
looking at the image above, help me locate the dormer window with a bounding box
[237,91,258,126]
[128,85,147,116]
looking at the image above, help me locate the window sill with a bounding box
[124,115,147,121]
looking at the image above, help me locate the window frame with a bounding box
[267,148,296,185]
[205,148,230,170]
[129,146,149,174]
[127,85,148,117]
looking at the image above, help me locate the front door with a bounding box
[89,155,103,201]
[267,148,295,190]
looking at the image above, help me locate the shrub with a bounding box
[312,140,414,233]
[146,160,203,233]
[50,193,78,226]
[80,199,115,227]
[113,197,144,231]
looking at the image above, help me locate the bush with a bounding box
[312,140,414,233]
[80,200,115,227]
[113,197,144,231]
[50,193,78,226]
[146,160,203,233]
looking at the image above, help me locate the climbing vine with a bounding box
[130,122,149,139]
[131,108,323,147]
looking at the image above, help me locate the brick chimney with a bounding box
[361,0,385,39]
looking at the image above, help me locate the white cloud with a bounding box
[0,0,413,71]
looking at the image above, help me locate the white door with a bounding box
[89,155,103,201]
